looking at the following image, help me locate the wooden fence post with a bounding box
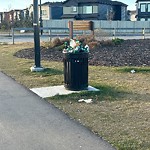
[68,21,73,39]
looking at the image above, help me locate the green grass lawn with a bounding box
[0,43,150,150]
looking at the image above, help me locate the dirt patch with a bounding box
[14,39,150,66]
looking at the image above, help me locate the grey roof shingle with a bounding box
[42,2,63,6]
[63,0,127,6]
[136,0,148,2]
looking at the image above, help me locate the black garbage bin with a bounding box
[63,52,88,91]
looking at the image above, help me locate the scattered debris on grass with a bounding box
[131,69,136,73]
[78,99,93,104]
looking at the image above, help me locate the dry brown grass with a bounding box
[0,43,149,150]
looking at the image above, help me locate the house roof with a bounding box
[61,14,79,19]
[111,1,127,6]
[136,0,147,3]
[63,0,127,6]
[136,0,148,2]
[42,2,63,6]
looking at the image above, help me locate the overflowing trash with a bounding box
[63,39,89,53]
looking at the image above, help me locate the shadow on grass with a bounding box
[23,68,63,76]
[116,67,150,73]
[50,84,128,102]
[50,84,150,103]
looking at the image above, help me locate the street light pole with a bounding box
[39,0,43,35]
[30,0,44,72]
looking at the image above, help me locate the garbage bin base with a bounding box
[64,84,88,91]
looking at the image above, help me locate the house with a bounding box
[28,2,63,20]
[61,0,128,20]
[1,12,11,23]
[0,12,11,29]
[1,9,24,23]
[136,0,150,21]
[28,4,34,19]
[22,8,30,20]
[11,10,24,22]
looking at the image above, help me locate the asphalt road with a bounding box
[0,34,50,43]
[0,72,115,150]
[0,33,148,44]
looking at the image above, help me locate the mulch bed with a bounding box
[14,39,150,66]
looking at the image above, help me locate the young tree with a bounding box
[106,8,115,21]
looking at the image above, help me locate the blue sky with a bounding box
[0,0,136,12]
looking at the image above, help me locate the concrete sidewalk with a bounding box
[0,71,115,150]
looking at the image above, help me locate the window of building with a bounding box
[42,10,47,15]
[140,4,146,12]
[140,18,145,21]
[72,6,77,12]
[148,4,150,12]
[83,6,93,14]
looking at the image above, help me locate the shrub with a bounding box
[43,37,70,49]
[61,37,70,44]
[99,40,114,46]
[112,38,124,45]
[52,38,62,47]
[88,41,99,49]
[0,20,10,30]
[76,35,95,44]
[42,36,124,51]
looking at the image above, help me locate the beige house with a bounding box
[28,4,49,20]
[40,3,50,20]
[28,2,63,20]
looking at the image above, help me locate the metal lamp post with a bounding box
[30,0,44,72]
[39,0,43,35]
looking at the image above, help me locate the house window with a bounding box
[140,18,145,21]
[42,10,47,15]
[72,6,77,12]
[148,4,150,12]
[83,6,93,14]
[140,4,146,12]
